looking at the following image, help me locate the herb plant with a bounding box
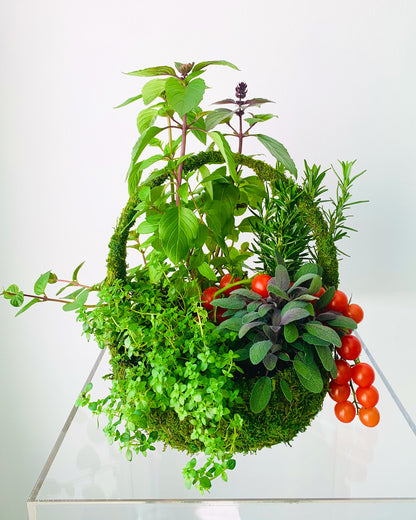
[2,59,373,492]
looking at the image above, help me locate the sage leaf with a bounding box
[314,286,336,310]
[274,264,290,291]
[280,308,310,325]
[250,340,272,365]
[238,321,264,338]
[315,344,336,372]
[280,379,293,402]
[211,297,246,309]
[250,376,272,413]
[293,357,312,380]
[305,321,342,347]
[284,323,299,343]
[263,352,278,371]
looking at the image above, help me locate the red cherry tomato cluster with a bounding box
[201,274,241,323]
[329,336,380,427]
[322,291,379,427]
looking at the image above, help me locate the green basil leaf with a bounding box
[34,271,51,295]
[256,134,297,178]
[159,206,198,263]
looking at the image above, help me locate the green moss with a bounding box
[115,362,328,454]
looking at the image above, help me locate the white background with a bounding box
[1,1,415,518]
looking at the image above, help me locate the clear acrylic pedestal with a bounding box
[27,336,416,520]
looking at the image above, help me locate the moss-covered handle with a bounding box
[105,152,339,287]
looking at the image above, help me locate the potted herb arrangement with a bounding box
[2,60,380,492]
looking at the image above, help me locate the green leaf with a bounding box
[211,297,246,309]
[232,288,262,300]
[250,376,272,413]
[274,264,290,291]
[294,263,321,281]
[305,321,342,347]
[15,297,40,316]
[226,458,237,470]
[72,261,85,282]
[62,290,89,312]
[315,287,336,310]
[250,340,272,365]
[114,94,142,109]
[190,116,207,145]
[4,284,19,299]
[279,379,293,402]
[193,60,239,72]
[197,262,217,281]
[126,65,176,77]
[263,352,278,371]
[126,126,164,187]
[284,323,299,343]
[242,311,260,324]
[315,345,336,372]
[280,308,310,325]
[256,134,297,177]
[142,78,166,104]
[34,271,51,295]
[198,165,213,199]
[136,107,158,134]
[10,291,24,307]
[293,356,312,380]
[238,321,264,338]
[165,77,206,117]
[302,332,330,347]
[218,317,243,332]
[125,449,133,462]
[296,352,324,393]
[199,476,212,490]
[288,272,317,293]
[307,275,322,295]
[326,316,357,330]
[159,206,199,263]
[209,131,237,184]
[205,108,234,131]
[267,284,289,300]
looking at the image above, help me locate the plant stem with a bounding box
[56,279,92,289]
[167,115,175,204]
[176,114,187,206]
[238,111,243,154]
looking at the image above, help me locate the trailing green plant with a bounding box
[1,59,368,492]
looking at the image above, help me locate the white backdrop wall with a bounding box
[1,1,415,518]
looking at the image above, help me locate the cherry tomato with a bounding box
[334,401,356,423]
[201,286,218,311]
[325,290,349,313]
[351,363,375,387]
[358,406,380,427]
[356,385,379,408]
[220,274,241,296]
[344,303,364,324]
[251,274,272,298]
[328,381,351,402]
[336,335,362,360]
[333,359,352,385]
[313,287,325,298]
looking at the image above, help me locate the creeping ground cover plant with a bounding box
[2,60,379,492]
